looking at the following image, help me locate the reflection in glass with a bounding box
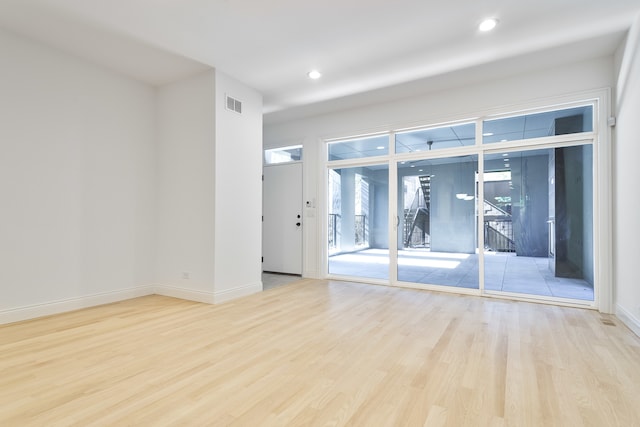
[328,134,389,161]
[397,155,479,289]
[483,145,593,300]
[396,123,475,154]
[483,105,593,144]
[328,164,389,280]
[264,145,302,164]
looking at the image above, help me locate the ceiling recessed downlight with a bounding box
[479,18,498,32]
[307,70,322,79]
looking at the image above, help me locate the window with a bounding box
[264,145,302,164]
[328,134,389,161]
[483,105,593,144]
[396,122,475,153]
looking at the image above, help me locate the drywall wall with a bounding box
[213,70,263,301]
[155,70,217,301]
[265,56,615,280]
[0,29,156,322]
[614,15,640,336]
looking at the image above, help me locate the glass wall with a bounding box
[397,156,479,289]
[483,145,593,300]
[324,102,597,305]
[328,164,389,280]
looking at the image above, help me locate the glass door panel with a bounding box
[397,155,479,289]
[328,164,389,280]
[483,146,593,301]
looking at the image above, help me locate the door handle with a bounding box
[296,222,301,227]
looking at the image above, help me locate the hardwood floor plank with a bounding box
[1,279,639,426]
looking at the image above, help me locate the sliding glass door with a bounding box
[397,155,479,289]
[483,145,593,301]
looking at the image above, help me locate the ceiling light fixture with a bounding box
[307,70,322,79]
[479,18,498,32]
[377,146,385,150]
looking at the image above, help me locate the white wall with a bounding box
[155,69,263,303]
[264,56,615,281]
[0,29,157,322]
[0,29,264,323]
[155,70,217,302]
[213,71,263,301]
[614,15,640,336]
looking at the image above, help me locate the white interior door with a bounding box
[263,163,303,274]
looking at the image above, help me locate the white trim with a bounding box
[595,89,613,313]
[1,282,265,325]
[154,285,216,304]
[0,286,155,325]
[155,282,263,304]
[616,304,640,338]
[213,282,263,303]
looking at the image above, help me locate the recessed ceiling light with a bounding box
[377,146,385,150]
[482,132,494,136]
[502,153,508,156]
[307,70,322,79]
[479,18,498,32]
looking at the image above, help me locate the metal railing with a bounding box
[484,219,515,252]
[328,214,366,249]
[328,214,339,249]
[355,215,366,246]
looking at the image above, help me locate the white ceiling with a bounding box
[0,0,638,120]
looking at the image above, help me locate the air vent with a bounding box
[226,95,242,114]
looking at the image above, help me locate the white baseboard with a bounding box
[616,304,640,338]
[0,282,264,325]
[154,285,216,304]
[140,282,263,304]
[0,286,155,325]
[213,282,262,304]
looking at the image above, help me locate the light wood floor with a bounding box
[2,279,640,426]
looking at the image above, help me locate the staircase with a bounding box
[403,178,515,252]
[403,176,431,247]
[483,199,515,252]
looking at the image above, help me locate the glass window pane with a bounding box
[483,145,593,301]
[397,155,479,289]
[328,164,389,280]
[264,145,302,164]
[395,123,475,154]
[328,134,389,161]
[483,105,593,144]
